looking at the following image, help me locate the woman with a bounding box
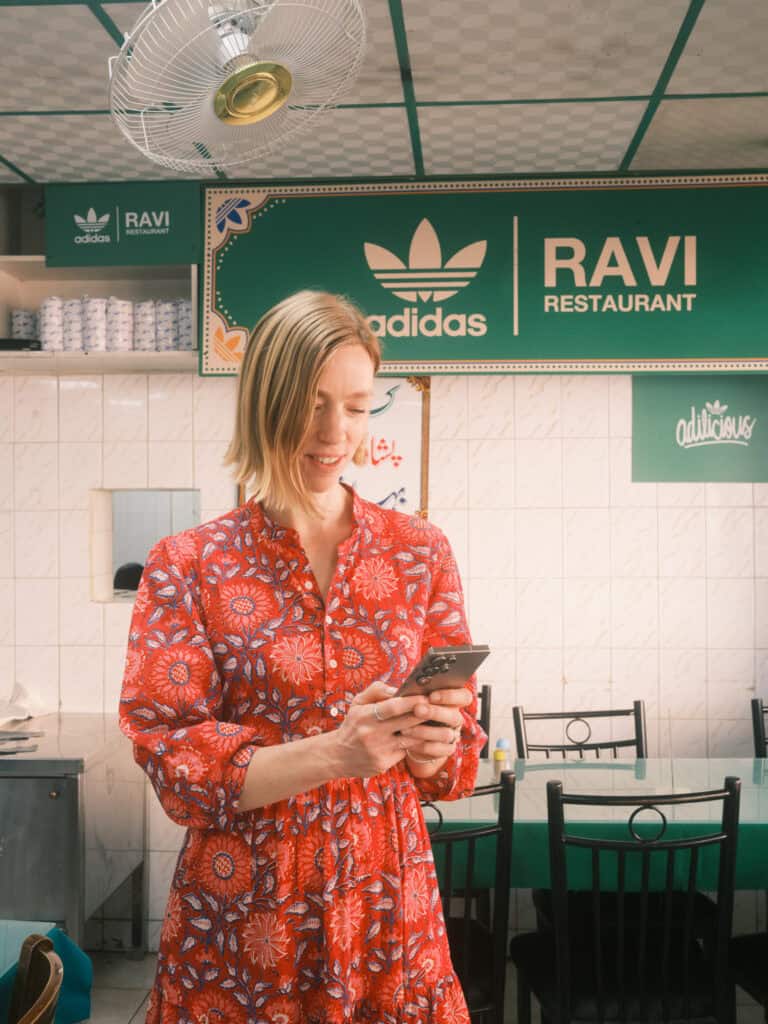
[120,290,486,1023]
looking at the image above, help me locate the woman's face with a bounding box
[299,343,375,496]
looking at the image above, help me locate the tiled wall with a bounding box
[2,370,766,949]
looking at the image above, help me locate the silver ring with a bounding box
[372,703,385,723]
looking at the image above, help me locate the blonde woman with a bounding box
[120,290,486,1023]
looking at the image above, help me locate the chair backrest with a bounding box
[546,776,740,1024]
[512,700,647,759]
[8,934,64,1024]
[478,683,491,758]
[750,697,767,756]
[427,770,514,1020]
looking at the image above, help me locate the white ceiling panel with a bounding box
[631,97,768,171]
[0,5,118,111]
[403,0,691,103]
[101,2,146,40]
[228,106,413,179]
[668,0,768,94]
[0,161,24,183]
[420,101,645,175]
[0,114,202,182]
[0,1,767,182]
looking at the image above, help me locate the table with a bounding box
[0,920,92,1024]
[427,758,768,890]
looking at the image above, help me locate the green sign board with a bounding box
[633,375,768,481]
[45,182,201,266]
[202,177,768,376]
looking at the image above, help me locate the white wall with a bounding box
[2,370,766,950]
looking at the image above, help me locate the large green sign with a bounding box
[202,177,768,375]
[633,375,768,481]
[45,182,201,266]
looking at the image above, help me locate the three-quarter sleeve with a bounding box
[410,530,487,802]
[119,534,261,831]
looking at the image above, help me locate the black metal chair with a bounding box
[750,697,767,756]
[512,700,647,760]
[478,683,491,758]
[509,776,741,1024]
[8,934,64,1024]
[513,700,648,930]
[425,769,514,1024]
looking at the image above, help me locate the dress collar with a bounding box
[248,483,371,545]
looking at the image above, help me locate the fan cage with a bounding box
[108,0,366,172]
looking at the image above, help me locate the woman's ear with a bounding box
[351,436,368,467]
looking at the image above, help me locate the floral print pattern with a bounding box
[120,489,485,1023]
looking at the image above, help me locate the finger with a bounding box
[353,681,400,705]
[365,696,431,723]
[399,722,461,745]
[427,687,473,708]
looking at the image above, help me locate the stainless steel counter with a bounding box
[0,713,145,948]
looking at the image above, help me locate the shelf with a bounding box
[0,349,199,375]
[0,256,199,374]
[0,254,192,284]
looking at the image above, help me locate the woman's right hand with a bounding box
[331,681,431,778]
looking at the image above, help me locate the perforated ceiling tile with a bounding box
[229,106,414,178]
[0,162,24,183]
[420,101,644,175]
[101,3,146,41]
[403,0,691,102]
[668,0,768,94]
[632,97,768,171]
[0,115,202,182]
[0,5,118,111]
[104,0,402,106]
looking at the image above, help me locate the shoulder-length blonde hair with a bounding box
[224,290,381,517]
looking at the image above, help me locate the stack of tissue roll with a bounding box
[30,294,195,352]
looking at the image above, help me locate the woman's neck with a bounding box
[265,483,353,539]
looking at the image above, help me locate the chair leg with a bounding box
[516,977,532,1024]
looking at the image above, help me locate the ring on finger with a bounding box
[372,703,386,723]
[452,727,461,743]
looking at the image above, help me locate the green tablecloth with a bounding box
[428,758,768,891]
[0,922,92,1024]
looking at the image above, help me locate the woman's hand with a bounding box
[331,681,433,778]
[398,686,473,775]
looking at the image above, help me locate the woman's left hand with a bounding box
[398,686,473,769]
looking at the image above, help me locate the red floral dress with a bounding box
[120,489,486,1024]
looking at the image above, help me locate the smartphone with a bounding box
[396,645,489,726]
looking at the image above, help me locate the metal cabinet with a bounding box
[0,714,145,947]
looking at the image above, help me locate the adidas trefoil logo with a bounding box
[73,207,111,245]
[74,208,110,234]
[364,218,487,302]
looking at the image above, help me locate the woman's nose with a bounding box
[317,406,345,442]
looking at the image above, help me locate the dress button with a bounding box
[329,707,339,718]
[329,658,338,669]
[325,615,332,625]
[303,580,313,590]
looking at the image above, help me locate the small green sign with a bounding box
[633,375,768,481]
[45,182,201,266]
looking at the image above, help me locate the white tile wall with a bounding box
[6,370,768,947]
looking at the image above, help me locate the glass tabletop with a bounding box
[433,758,768,825]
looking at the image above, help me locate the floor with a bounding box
[88,952,155,1024]
[85,953,764,1024]
[85,954,521,1023]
